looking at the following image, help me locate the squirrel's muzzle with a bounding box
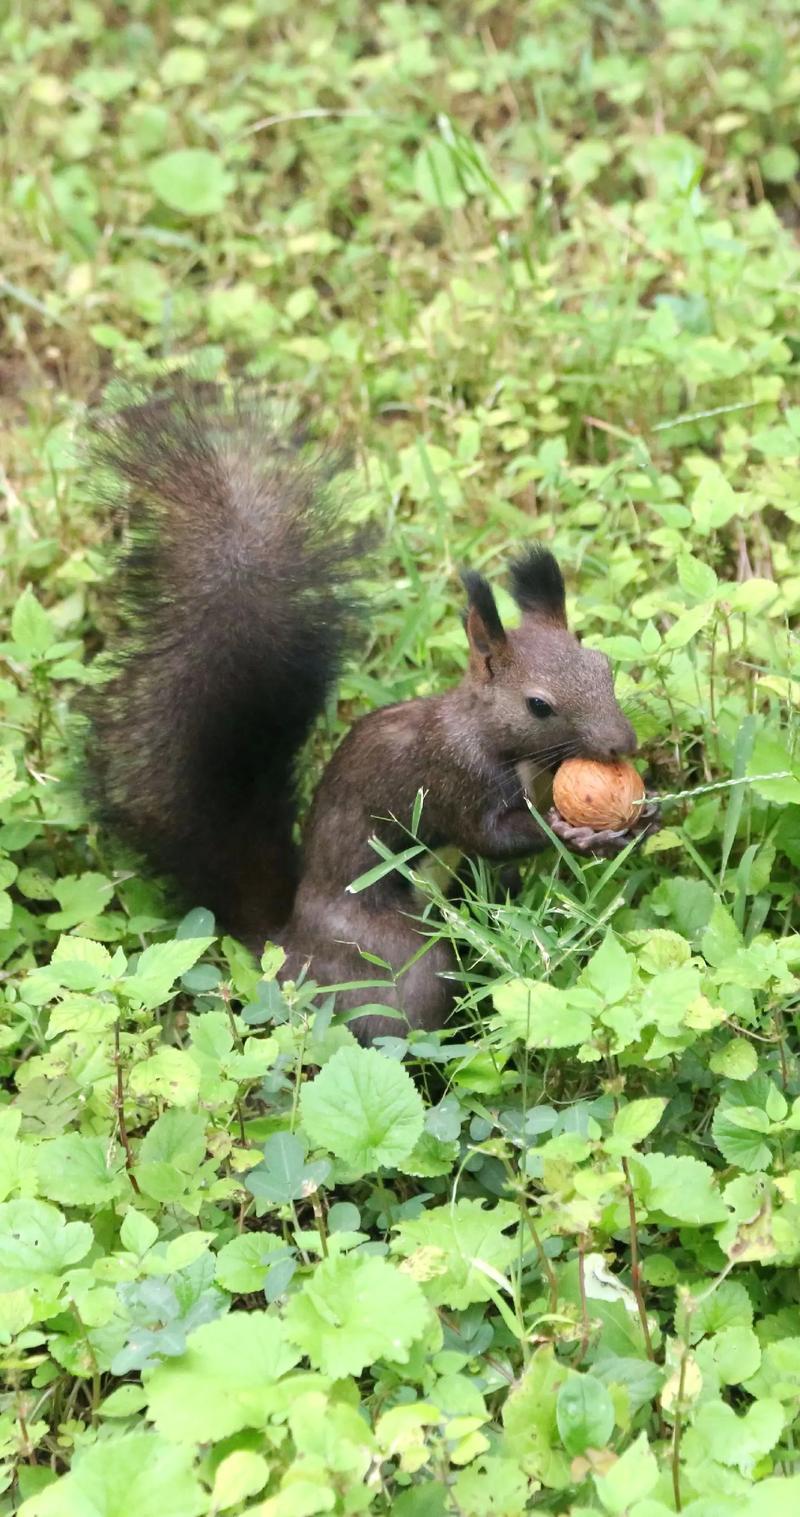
[584,714,638,762]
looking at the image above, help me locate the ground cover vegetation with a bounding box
[2,1,800,1512]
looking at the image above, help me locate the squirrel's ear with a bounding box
[509,547,567,627]
[461,570,507,679]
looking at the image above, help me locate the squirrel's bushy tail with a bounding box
[83,381,367,939]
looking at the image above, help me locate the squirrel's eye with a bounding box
[527,697,553,719]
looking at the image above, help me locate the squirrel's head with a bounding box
[461,549,637,767]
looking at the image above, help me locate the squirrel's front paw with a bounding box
[546,801,660,859]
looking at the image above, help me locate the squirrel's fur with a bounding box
[85,382,638,1043]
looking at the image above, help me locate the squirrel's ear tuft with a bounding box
[509,547,567,626]
[461,569,507,673]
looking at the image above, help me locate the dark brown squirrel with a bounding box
[84,382,652,1043]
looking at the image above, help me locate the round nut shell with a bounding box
[552,758,645,832]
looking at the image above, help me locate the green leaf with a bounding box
[712,1105,772,1172]
[746,732,800,805]
[583,932,633,1004]
[414,139,467,209]
[684,1398,783,1474]
[119,1209,159,1257]
[36,1134,126,1206]
[46,872,114,929]
[743,1336,800,1403]
[11,588,56,658]
[761,144,799,183]
[712,1324,761,1384]
[391,1198,519,1309]
[556,1372,615,1455]
[17,1432,206,1517]
[210,1452,269,1511]
[148,149,230,216]
[745,1477,800,1517]
[663,602,714,650]
[677,553,718,603]
[299,1046,423,1171]
[122,937,214,1009]
[493,980,591,1047]
[215,1233,285,1294]
[284,1253,431,1376]
[245,1131,330,1204]
[612,1099,666,1146]
[634,1153,728,1225]
[145,1312,300,1441]
[0,1200,93,1287]
[502,1344,570,1489]
[690,470,740,534]
[594,1432,658,1513]
[129,1046,201,1108]
[709,1038,758,1080]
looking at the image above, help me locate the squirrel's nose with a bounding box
[608,718,638,759]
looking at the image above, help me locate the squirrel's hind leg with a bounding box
[280,907,456,1045]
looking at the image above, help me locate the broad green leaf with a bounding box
[300,1046,423,1171]
[712,1324,761,1384]
[594,1432,658,1513]
[677,554,718,603]
[0,1200,93,1288]
[690,470,739,534]
[744,1336,800,1402]
[612,1099,666,1146]
[745,1477,800,1517]
[11,588,56,658]
[709,1038,758,1080]
[215,1233,285,1294]
[663,602,713,650]
[684,1397,783,1473]
[284,1253,430,1377]
[122,937,214,1009]
[391,1198,519,1309]
[145,1312,300,1441]
[712,1105,772,1171]
[583,932,633,1004]
[36,1135,126,1206]
[746,732,800,805]
[119,1210,159,1257]
[17,1432,206,1517]
[47,872,114,929]
[556,1372,614,1455]
[502,1344,570,1489]
[634,1153,728,1225]
[245,1131,330,1204]
[210,1452,269,1510]
[493,980,591,1047]
[129,1047,201,1108]
[148,149,230,216]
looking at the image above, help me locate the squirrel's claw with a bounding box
[545,800,660,859]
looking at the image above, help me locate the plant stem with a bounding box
[671,1348,689,1512]
[622,1155,655,1360]
[113,1021,140,1195]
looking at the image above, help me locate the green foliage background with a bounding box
[2,1,800,1513]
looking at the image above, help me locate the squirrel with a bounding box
[84,382,652,1044]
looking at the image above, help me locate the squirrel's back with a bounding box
[83,382,366,938]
